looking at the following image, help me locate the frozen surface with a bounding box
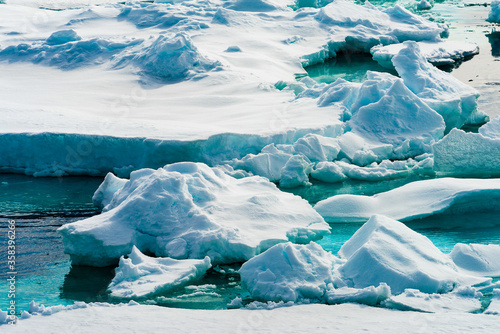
[433,128,500,177]
[392,41,481,131]
[337,215,488,294]
[59,162,329,266]
[0,0,447,176]
[450,243,500,277]
[371,41,479,68]
[108,246,211,298]
[383,287,482,313]
[488,0,500,23]
[315,178,500,223]
[485,289,500,315]
[3,303,500,332]
[239,242,341,302]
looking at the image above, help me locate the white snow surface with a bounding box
[3,303,500,333]
[314,178,500,223]
[58,162,329,266]
[371,40,479,68]
[433,127,500,177]
[488,0,500,23]
[239,242,343,302]
[108,246,211,298]
[391,41,481,131]
[337,215,489,294]
[450,243,500,277]
[383,287,482,313]
[0,0,448,176]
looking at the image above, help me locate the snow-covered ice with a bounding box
[383,287,482,313]
[3,303,500,333]
[108,246,211,298]
[450,243,500,277]
[0,0,448,176]
[371,41,479,69]
[315,178,500,223]
[392,41,482,131]
[485,289,500,315]
[433,127,500,177]
[337,215,489,294]
[239,242,341,302]
[59,162,329,266]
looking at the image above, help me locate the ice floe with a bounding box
[0,0,448,176]
[337,215,489,294]
[433,127,500,177]
[239,242,342,302]
[314,178,500,223]
[108,246,211,298]
[450,243,500,277]
[58,162,329,266]
[371,40,479,69]
[392,41,482,131]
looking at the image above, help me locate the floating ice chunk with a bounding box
[108,246,211,298]
[338,215,488,294]
[347,79,445,158]
[488,0,500,23]
[292,134,340,162]
[59,162,329,266]
[233,144,293,182]
[310,161,347,183]
[337,132,393,166]
[315,178,500,223]
[392,41,479,131]
[450,243,500,277]
[485,289,500,315]
[46,29,82,45]
[383,287,482,313]
[314,1,446,55]
[279,155,313,188]
[92,173,127,210]
[239,242,342,302]
[325,284,391,306]
[433,129,500,177]
[335,160,410,182]
[479,115,500,139]
[371,41,478,69]
[133,33,219,79]
[416,0,433,10]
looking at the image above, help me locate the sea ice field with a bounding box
[0,0,500,332]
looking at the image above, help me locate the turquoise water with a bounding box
[2,172,500,313]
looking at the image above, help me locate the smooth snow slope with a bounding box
[315,178,500,222]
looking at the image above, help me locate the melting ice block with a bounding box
[450,243,500,277]
[108,246,211,298]
[59,162,329,267]
[314,178,500,223]
[338,215,489,294]
[371,41,479,69]
[392,41,481,131]
[239,242,342,302]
